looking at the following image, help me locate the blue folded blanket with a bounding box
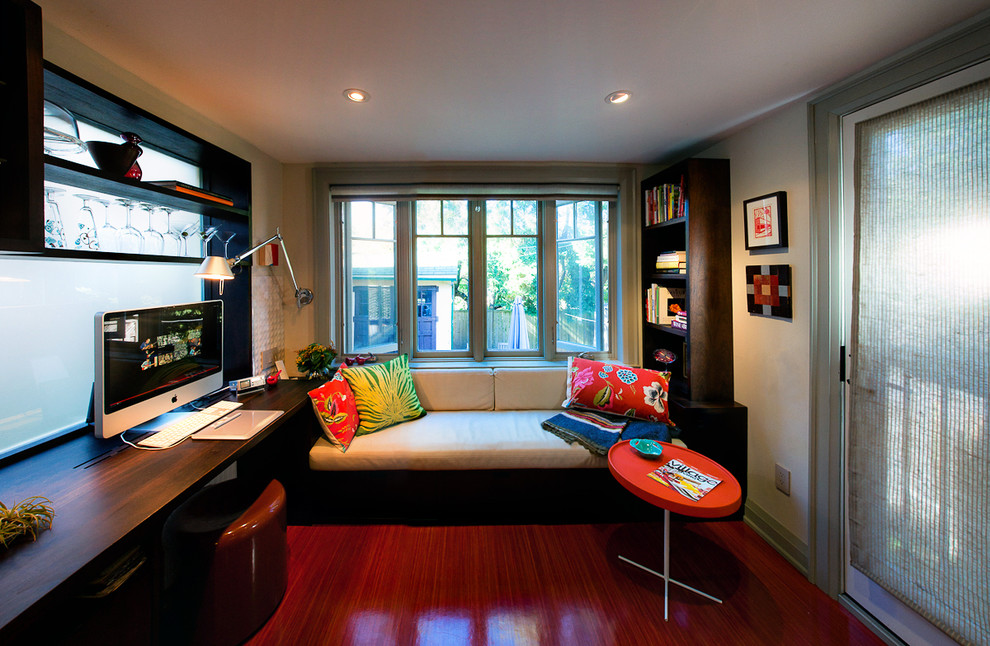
[621,419,673,443]
[541,410,627,456]
[542,410,676,456]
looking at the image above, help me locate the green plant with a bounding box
[296,342,336,378]
[0,496,55,549]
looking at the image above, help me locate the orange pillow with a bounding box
[309,373,360,452]
[563,356,671,424]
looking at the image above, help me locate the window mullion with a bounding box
[395,201,413,357]
[595,201,604,351]
[469,200,486,361]
[335,203,349,351]
[542,200,557,360]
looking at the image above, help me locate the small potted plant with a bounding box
[1,496,55,549]
[296,342,337,380]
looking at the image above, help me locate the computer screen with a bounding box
[95,300,224,439]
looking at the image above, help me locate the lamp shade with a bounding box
[195,256,235,280]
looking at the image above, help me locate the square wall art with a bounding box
[746,264,792,319]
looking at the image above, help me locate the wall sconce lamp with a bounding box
[195,227,314,308]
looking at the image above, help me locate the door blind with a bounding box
[848,78,990,646]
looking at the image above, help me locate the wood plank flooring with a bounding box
[247,520,883,645]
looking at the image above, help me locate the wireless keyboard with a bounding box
[136,400,243,448]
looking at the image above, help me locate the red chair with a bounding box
[166,479,287,645]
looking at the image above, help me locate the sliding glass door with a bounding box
[841,62,990,646]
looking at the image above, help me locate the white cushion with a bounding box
[493,368,568,410]
[411,368,494,411]
[309,410,606,471]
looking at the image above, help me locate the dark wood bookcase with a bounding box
[641,158,747,510]
[642,158,733,402]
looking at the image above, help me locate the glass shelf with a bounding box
[45,157,248,220]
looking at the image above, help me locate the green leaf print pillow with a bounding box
[339,354,426,435]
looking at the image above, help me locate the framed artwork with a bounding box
[743,191,787,250]
[746,264,792,319]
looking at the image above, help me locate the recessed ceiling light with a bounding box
[344,88,370,103]
[605,90,632,105]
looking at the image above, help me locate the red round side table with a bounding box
[608,440,742,621]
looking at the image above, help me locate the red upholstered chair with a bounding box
[166,479,287,646]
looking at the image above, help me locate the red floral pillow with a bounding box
[309,372,360,453]
[563,357,672,424]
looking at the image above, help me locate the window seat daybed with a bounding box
[297,364,743,524]
[309,367,608,471]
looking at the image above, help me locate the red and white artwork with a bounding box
[753,204,774,239]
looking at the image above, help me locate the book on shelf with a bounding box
[647,458,721,501]
[671,311,687,331]
[148,180,235,206]
[656,250,686,262]
[643,176,686,226]
[645,285,685,325]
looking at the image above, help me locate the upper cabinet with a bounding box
[641,158,733,403]
[38,63,252,262]
[0,0,252,263]
[0,0,43,251]
[43,64,251,220]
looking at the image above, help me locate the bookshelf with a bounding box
[642,158,733,402]
[641,158,746,511]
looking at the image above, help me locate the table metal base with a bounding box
[617,509,723,621]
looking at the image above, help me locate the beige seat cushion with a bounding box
[309,410,606,471]
[411,368,494,411]
[493,367,567,410]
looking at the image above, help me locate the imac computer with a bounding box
[95,300,224,439]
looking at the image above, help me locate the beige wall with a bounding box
[700,103,812,545]
[281,164,318,375]
[43,23,287,375]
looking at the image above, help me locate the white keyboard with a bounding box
[136,400,243,448]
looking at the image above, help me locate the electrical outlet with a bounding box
[261,349,275,370]
[774,463,791,496]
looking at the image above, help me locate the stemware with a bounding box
[139,203,164,255]
[71,194,101,251]
[43,186,67,249]
[157,207,183,256]
[116,198,144,254]
[89,197,117,253]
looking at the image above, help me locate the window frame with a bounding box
[331,191,618,363]
[315,164,638,367]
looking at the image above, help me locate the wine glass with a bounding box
[139,202,164,256]
[43,186,67,249]
[116,198,143,254]
[157,206,182,256]
[71,194,101,251]
[89,197,117,252]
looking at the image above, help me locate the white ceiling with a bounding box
[37,0,990,164]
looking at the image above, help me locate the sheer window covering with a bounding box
[848,78,989,646]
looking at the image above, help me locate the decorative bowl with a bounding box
[86,141,141,176]
[629,438,664,459]
[86,133,143,176]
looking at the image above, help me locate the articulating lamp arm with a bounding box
[231,228,314,308]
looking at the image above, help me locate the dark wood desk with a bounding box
[0,379,313,642]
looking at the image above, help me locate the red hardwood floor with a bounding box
[247,521,883,645]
